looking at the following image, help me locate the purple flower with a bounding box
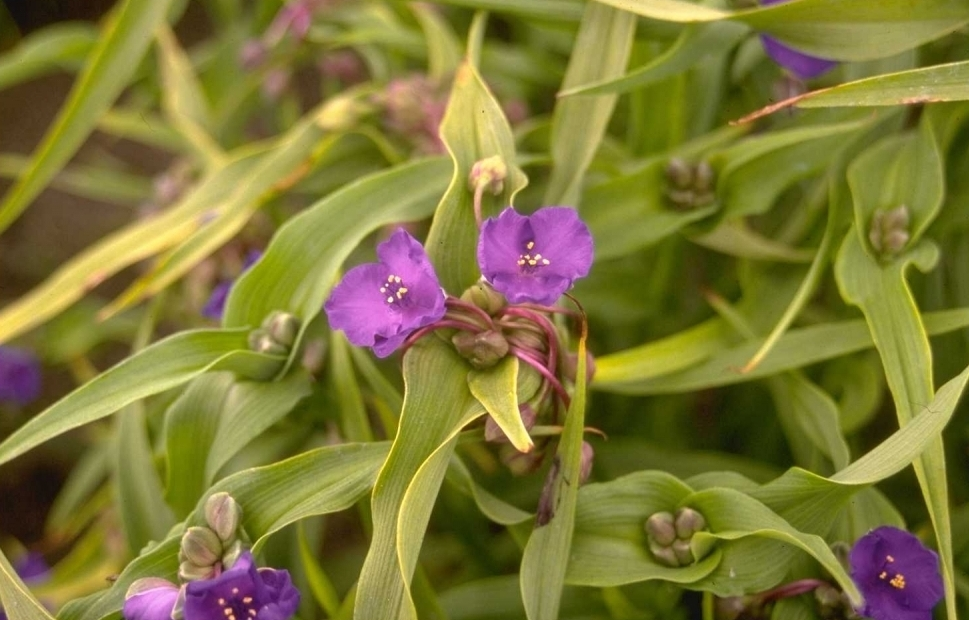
[1,553,51,620]
[477,207,593,306]
[203,250,263,320]
[184,552,299,620]
[324,229,446,358]
[123,578,181,620]
[849,526,943,620]
[0,346,41,406]
[758,0,837,80]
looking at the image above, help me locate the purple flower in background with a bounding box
[758,0,837,80]
[0,346,42,406]
[849,526,943,620]
[324,229,446,357]
[477,207,593,306]
[184,552,300,620]
[0,553,50,620]
[203,250,263,321]
[123,578,181,620]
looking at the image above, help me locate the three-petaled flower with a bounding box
[123,552,300,620]
[477,207,593,306]
[0,346,42,407]
[324,229,446,358]
[758,0,837,80]
[849,526,943,620]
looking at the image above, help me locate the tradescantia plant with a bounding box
[4,0,969,619]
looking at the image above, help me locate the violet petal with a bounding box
[0,346,42,406]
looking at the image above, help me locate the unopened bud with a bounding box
[485,405,537,442]
[693,161,715,193]
[563,350,596,384]
[713,596,749,620]
[461,281,507,316]
[180,526,223,568]
[869,205,911,258]
[500,443,544,476]
[262,311,300,349]
[179,560,217,582]
[248,329,289,356]
[261,69,290,102]
[648,539,679,567]
[665,158,693,189]
[645,511,677,547]
[239,39,267,70]
[221,540,245,569]
[578,441,594,484]
[452,330,509,369]
[674,507,706,539]
[468,156,508,196]
[672,539,694,565]
[204,493,243,543]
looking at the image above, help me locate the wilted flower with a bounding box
[849,526,943,620]
[203,250,263,321]
[758,0,837,80]
[477,207,594,306]
[184,552,300,620]
[0,346,42,406]
[324,229,446,358]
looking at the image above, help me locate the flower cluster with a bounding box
[123,494,300,620]
[324,206,593,360]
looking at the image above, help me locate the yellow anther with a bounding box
[542,259,550,265]
[224,610,233,616]
[387,274,395,282]
[528,259,537,266]
[386,296,394,303]
[890,574,906,589]
[886,555,895,562]
[879,571,887,579]
[526,241,535,250]
[242,597,253,604]
[394,276,401,283]
[218,599,226,606]
[517,259,525,266]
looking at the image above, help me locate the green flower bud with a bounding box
[672,539,694,565]
[461,281,506,316]
[645,511,677,547]
[180,526,223,568]
[262,311,301,349]
[869,205,911,258]
[179,560,217,582]
[204,492,243,544]
[693,161,715,193]
[665,158,693,189]
[248,329,289,356]
[469,155,508,196]
[648,539,679,567]
[674,507,706,539]
[452,329,510,369]
[221,539,245,569]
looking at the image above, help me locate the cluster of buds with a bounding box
[644,507,709,567]
[868,205,910,259]
[248,311,301,356]
[179,493,246,582]
[664,158,716,210]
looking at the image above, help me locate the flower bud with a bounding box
[563,350,596,384]
[665,158,693,189]
[672,539,694,565]
[180,526,223,568]
[468,156,508,196]
[674,507,706,539]
[221,539,245,569]
[500,443,544,476]
[262,311,301,349]
[204,492,243,543]
[461,281,506,316]
[179,560,217,582]
[248,329,289,356]
[648,539,679,568]
[645,511,677,547]
[239,39,267,70]
[869,205,911,258]
[452,330,509,369]
[578,441,594,484]
[485,404,536,442]
[693,161,715,193]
